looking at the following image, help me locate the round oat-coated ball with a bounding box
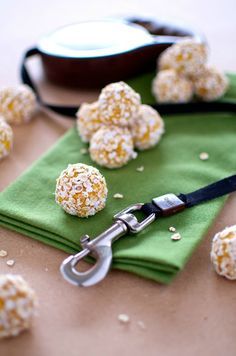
[158,38,207,77]
[0,274,37,338]
[193,66,229,101]
[55,163,108,217]
[0,116,13,160]
[130,105,165,150]
[211,225,236,280]
[98,81,141,127]
[76,101,103,143]
[0,85,36,125]
[90,126,137,169]
[152,69,194,103]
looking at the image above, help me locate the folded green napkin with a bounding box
[0,73,236,284]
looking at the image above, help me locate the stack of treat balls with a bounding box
[0,84,36,161]
[76,81,165,169]
[152,38,229,103]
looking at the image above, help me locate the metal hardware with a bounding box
[60,204,155,287]
[152,194,185,216]
[114,203,155,233]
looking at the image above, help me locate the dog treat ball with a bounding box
[211,225,236,280]
[0,116,13,160]
[152,69,194,103]
[90,126,137,169]
[158,38,207,77]
[76,101,103,143]
[98,81,141,127]
[0,84,36,125]
[193,66,229,101]
[130,105,165,150]
[55,163,108,217]
[0,274,37,338]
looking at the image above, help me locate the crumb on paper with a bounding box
[118,313,130,324]
[136,166,144,172]
[199,152,209,161]
[168,226,176,232]
[171,233,182,241]
[6,259,15,267]
[137,320,146,330]
[113,193,124,199]
[0,249,8,257]
[80,147,88,155]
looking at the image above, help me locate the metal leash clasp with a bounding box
[60,204,155,287]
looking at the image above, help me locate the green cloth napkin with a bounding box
[0,73,236,284]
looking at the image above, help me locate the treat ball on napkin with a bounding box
[55,163,108,217]
[0,116,13,160]
[193,66,229,101]
[76,101,103,143]
[158,38,207,77]
[0,274,37,338]
[130,104,165,150]
[0,84,36,125]
[90,126,136,168]
[98,81,141,127]
[152,69,194,103]
[211,225,236,280]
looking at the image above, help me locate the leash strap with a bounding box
[141,174,236,217]
[21,48,236,118]
[21,48,79,116]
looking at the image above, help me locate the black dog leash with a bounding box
[60,174,236,286]
[141,174,236,216]
[21,48,236,118]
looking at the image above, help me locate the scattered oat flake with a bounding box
[80,147,88,155]
[169,226,176,233]
[171,233,182,241]
[136,166,144,172]
[118,313,130,323]
[0,249,8,257]
[137,320,146,330]
[199,152,209,161]
[6,259,15,266]
[113,193,124,199]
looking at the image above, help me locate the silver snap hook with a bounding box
[60,220,128,287]
[60,203,156,287]
[60,244,113,287]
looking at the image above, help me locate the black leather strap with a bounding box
[21,48,236,118]
[21,48,41,99]
[141,174,236,216]
[21,48,79,116]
